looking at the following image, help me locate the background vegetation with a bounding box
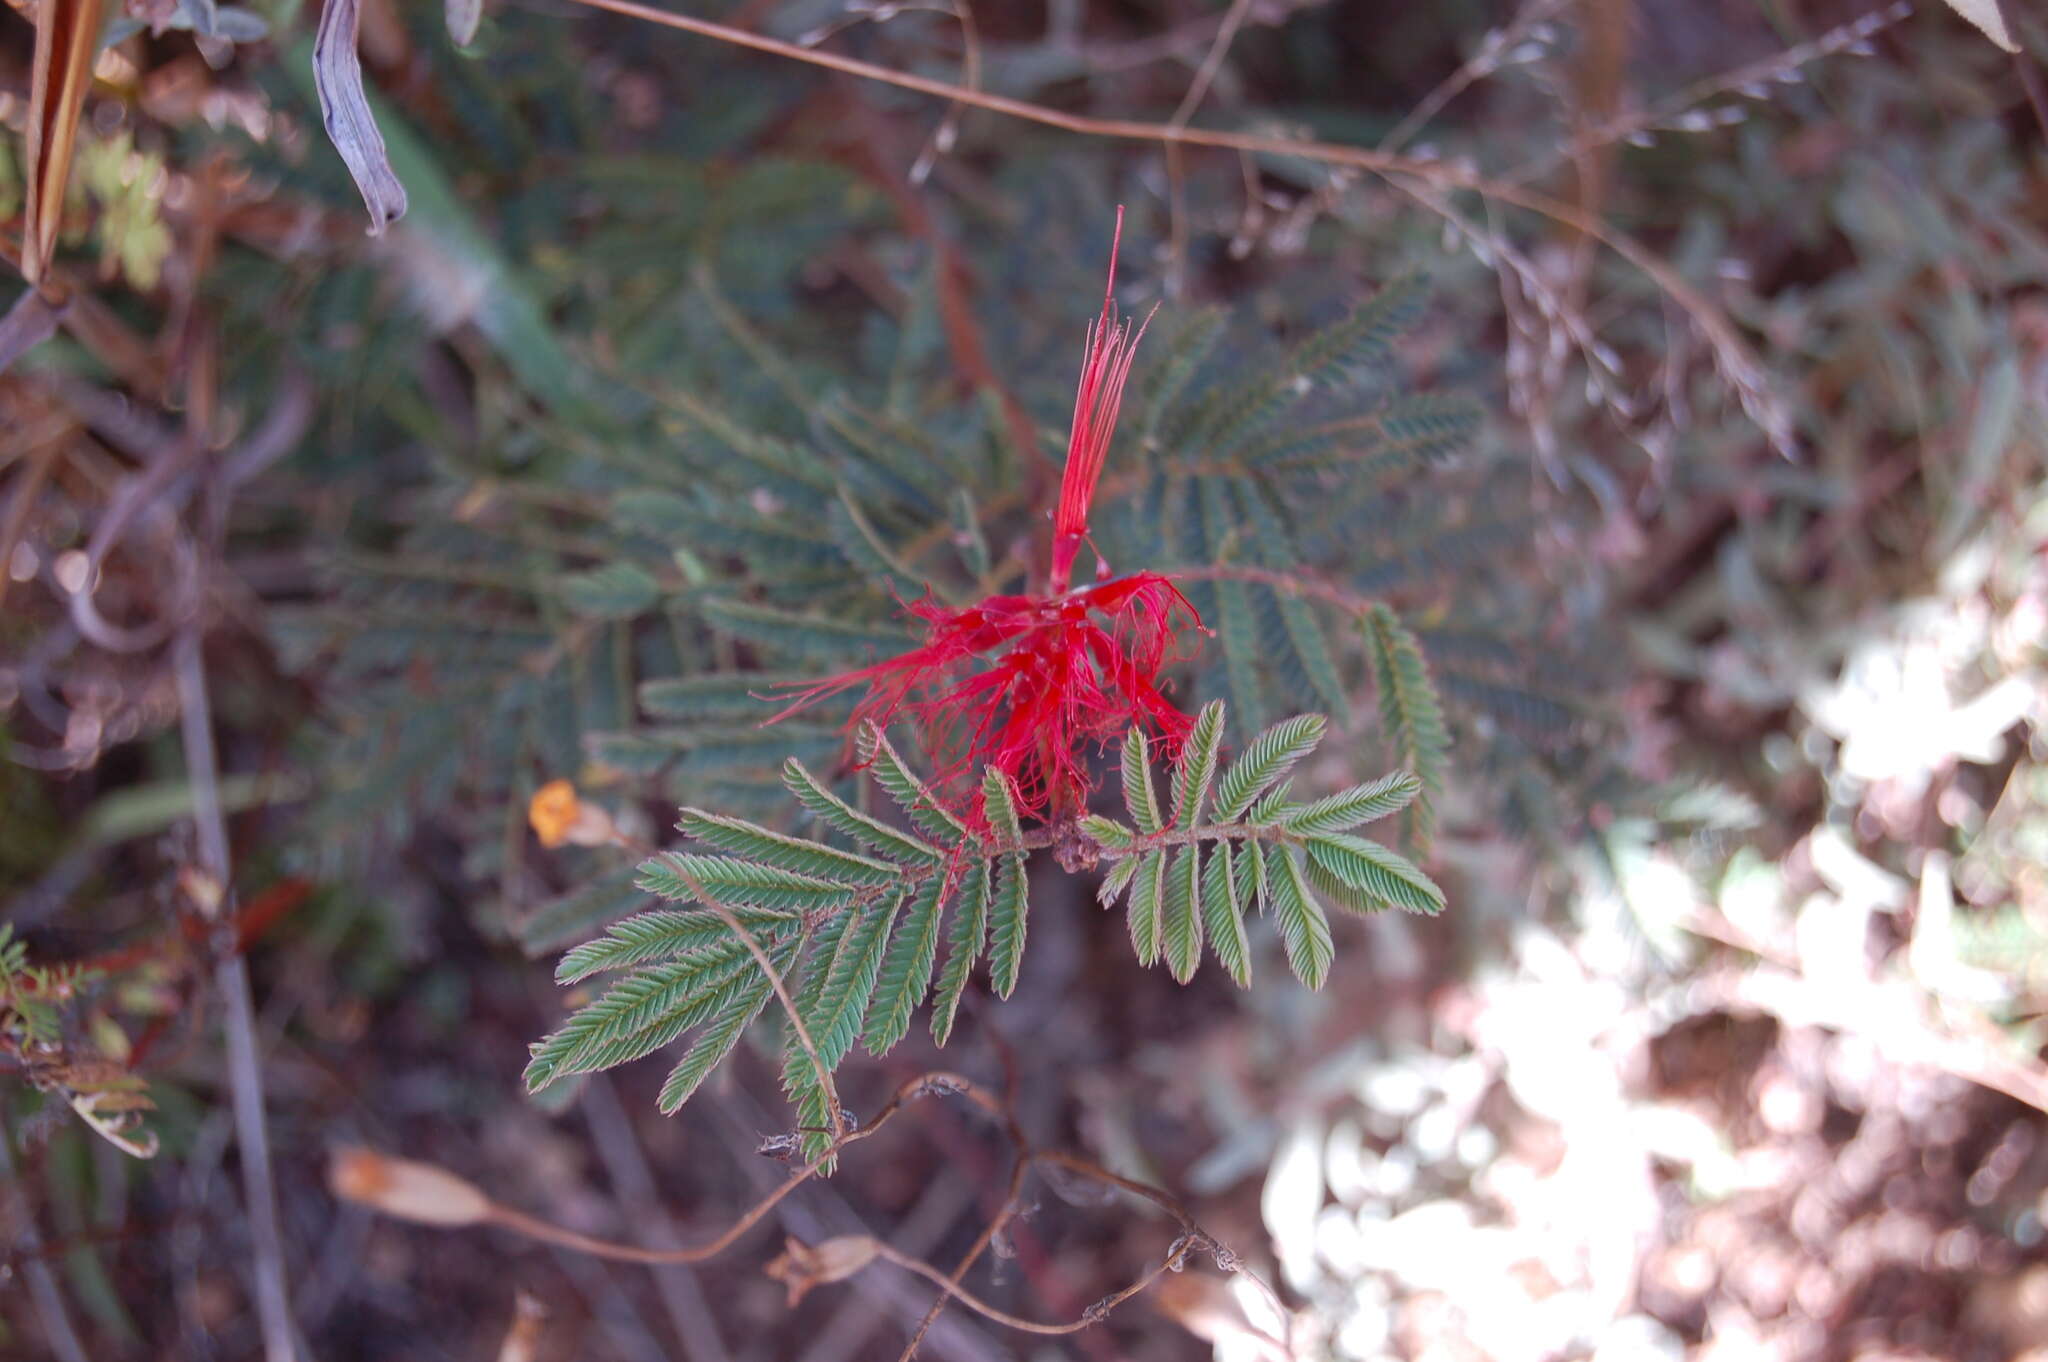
[3,1,2045,1359]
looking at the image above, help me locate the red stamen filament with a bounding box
[765,208,1198,817]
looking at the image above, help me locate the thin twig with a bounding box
[894,1115,1035,1361]
[1164,0,1256,295]
[1172,561,1380,617]
[480,1071,992,1265]
[355,1066,1264,1355]
[868,1238,1183,1335]
[581,1076,732,1362]
[0,1104,92,1362]
[174,623,299,1362]
[1505,2,1915,184]
[1378,0,1565,154]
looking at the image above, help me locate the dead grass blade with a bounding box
[23,0,106,286]
[312,0,409,234]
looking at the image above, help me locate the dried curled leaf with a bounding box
[527,779,616,848]
[764,1235,878,1306]
[328,1146,491,1226]
[312,0,408,235]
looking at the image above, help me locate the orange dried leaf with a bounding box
[527,779,616,847]
[328,1146,491,1226]
[527,779,580,848]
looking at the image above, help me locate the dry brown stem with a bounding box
[338,1061,1283,1357]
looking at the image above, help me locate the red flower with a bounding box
[765,209,1201,816]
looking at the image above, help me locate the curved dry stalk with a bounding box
[339,1065,1274,1356]
[554,0,1793,453]
[867,1238,1185,1336]
[384,1071,994,1266]
[894,1096,1035,1362]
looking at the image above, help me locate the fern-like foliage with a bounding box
[529,705,1442,1150]
[1088,277,1599,846]
[0,925,70,1050]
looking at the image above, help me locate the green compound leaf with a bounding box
[783,758,944,864]
[677,810,903,886]
[859,724,971,844]
[1365,604,1451,848]
[1302,832,1444,915]
[555,905,798,984]
[1279,770,1420,836]
[863,871,948,1056]
[1213,714,1326,821]
[656,967,776,1114]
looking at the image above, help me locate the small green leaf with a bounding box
[864,871,948,1055]
[678,810,903,886]
[1279,770,1420,835]
[1213,714,1326,821]
[1266,845,1333,989]
[1172,701,1226,829]
[1365,604,1451,848]
[655,968,775,1113]
[1248,781,1294,825]
[1122,727,1163,835]
[930,857,989,1046]
[641,674,800,722]
[1162,847,1204,983]
[1128,851,1165,965]
[635,854,861,914]
[1079,815,1136,851]
[859,725,970,844]
[1216,573,1269,736]
[702,598,909,662]
[1202,840,1251,986]
[817,900,897,1065]
[1274,591,1349,721]
[784,759,943,864]
[1234,832,1265,913]
[561,562,660,618]
[1302,833,1444,915]
[983,770,1029,998]
[1097,854,1141,907]
[526,943,758,1090]
[556,906,797,984]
